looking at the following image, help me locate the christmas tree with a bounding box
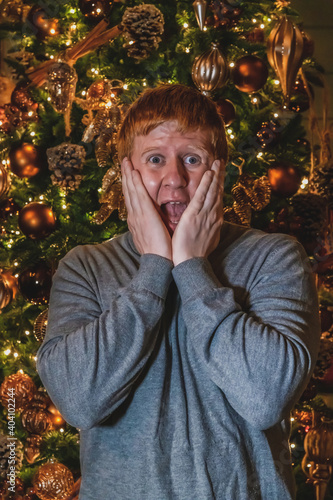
[0,0,332,498]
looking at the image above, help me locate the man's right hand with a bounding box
[121,158,172,261]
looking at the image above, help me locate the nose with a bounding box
[162,157,188,189]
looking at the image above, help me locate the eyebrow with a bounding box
[141,145,209,157]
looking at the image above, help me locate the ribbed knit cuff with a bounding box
[172,257,221,302]
[131,253,173,300]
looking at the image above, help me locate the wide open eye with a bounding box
[147,155,164,165]
[184,155,201,166]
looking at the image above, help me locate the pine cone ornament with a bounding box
[312,161,333,210]
[47,143,85,190]
[291,193,327,242]
[0,432,23,479]
[121,4,164,61]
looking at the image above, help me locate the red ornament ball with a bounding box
[215,98,236,126]
[18,202,56,240]
[268,163,301,197]
[9,142,45,178]
[18,262,52,305]
[232,55,268,93]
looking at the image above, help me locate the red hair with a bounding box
[117,84,228,162]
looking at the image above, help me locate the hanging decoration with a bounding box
[312,337,333,391]
[47,63,78,114]
[302,414,333,500]
[267,162,301,197]
[223,160,271,226]
[18,262,52,305]
[0,270,18,310]
[267,16,304,106]
[9,142,46,179]
[32,461,74,500]
[47,143,86,190]
[93,160,126,223]
[34,309,48,342]
[0,0,30,22]
[21,391,54,464]
[215,98,236,126]
[0,372,37,412]
[79,0,113,22]
[192,43,229,96]
[27,5,165,87]
[232,55,268,93]
[18,202,57,240]
[82,104,122,168]
[193,0,208,31]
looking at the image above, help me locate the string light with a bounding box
[183,22,189,28]
[123,84,128,90]
[203,26,207,31]
[290,417,295,422]
[128,40,134,45]
[252,18,257,23]
[290,443,296,449]
[66,41,71,46]
[47,96,51,101]
[50,55,54,59]
[273,113,279,118]
[62,204,67,209]
[257,152,263,158]
[252,97,258,104]
[30,132,35,137]
[81,90,86,96]
[260,24,265,29]
[185,47,190,53]
[70,8,76,14]
[25,331,30,335]
[2,160,6,165]
[229,62,235,68]
[274,79,280,85]
[4,349,11,355]
[13,352,18,358]
[71,24,77,31]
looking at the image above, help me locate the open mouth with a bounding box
[160,201,187,225]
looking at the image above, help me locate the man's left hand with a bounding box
[172,160,224,266]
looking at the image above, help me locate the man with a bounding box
[37,84,320,500]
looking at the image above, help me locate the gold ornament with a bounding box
[82,104,122,168]
[34,309,48,342]
[0,270,18,310]
[93,162,126,223]
[0,372,37,412]
[303,415,333,500]
[223,160,271,226]
[192,43,229,96]
[33,461,74,500]
[267,17,304,106]
[47,402,66,429]
[193,0,208,31]
[21,407,53,435]
[25,435,43,464]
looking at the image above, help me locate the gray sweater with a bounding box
[36,221,320,500]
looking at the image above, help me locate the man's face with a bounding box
[130,121,217,234]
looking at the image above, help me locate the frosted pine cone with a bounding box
[122,4,164,60]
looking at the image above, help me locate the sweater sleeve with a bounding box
[172,235,320,430]
[36,249,173,430]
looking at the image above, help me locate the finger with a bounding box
[188,169,214,215]
[121,158,134,214]
[200,160,221,210]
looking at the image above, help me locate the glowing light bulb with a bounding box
[183,22,189,28]
[25,330,30,335]
[13,352,18,358]
[4,349,11,355]
[123,84,128,90]
[274,79,280,85]
[229,62,235,68]
[252,18,257,23]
